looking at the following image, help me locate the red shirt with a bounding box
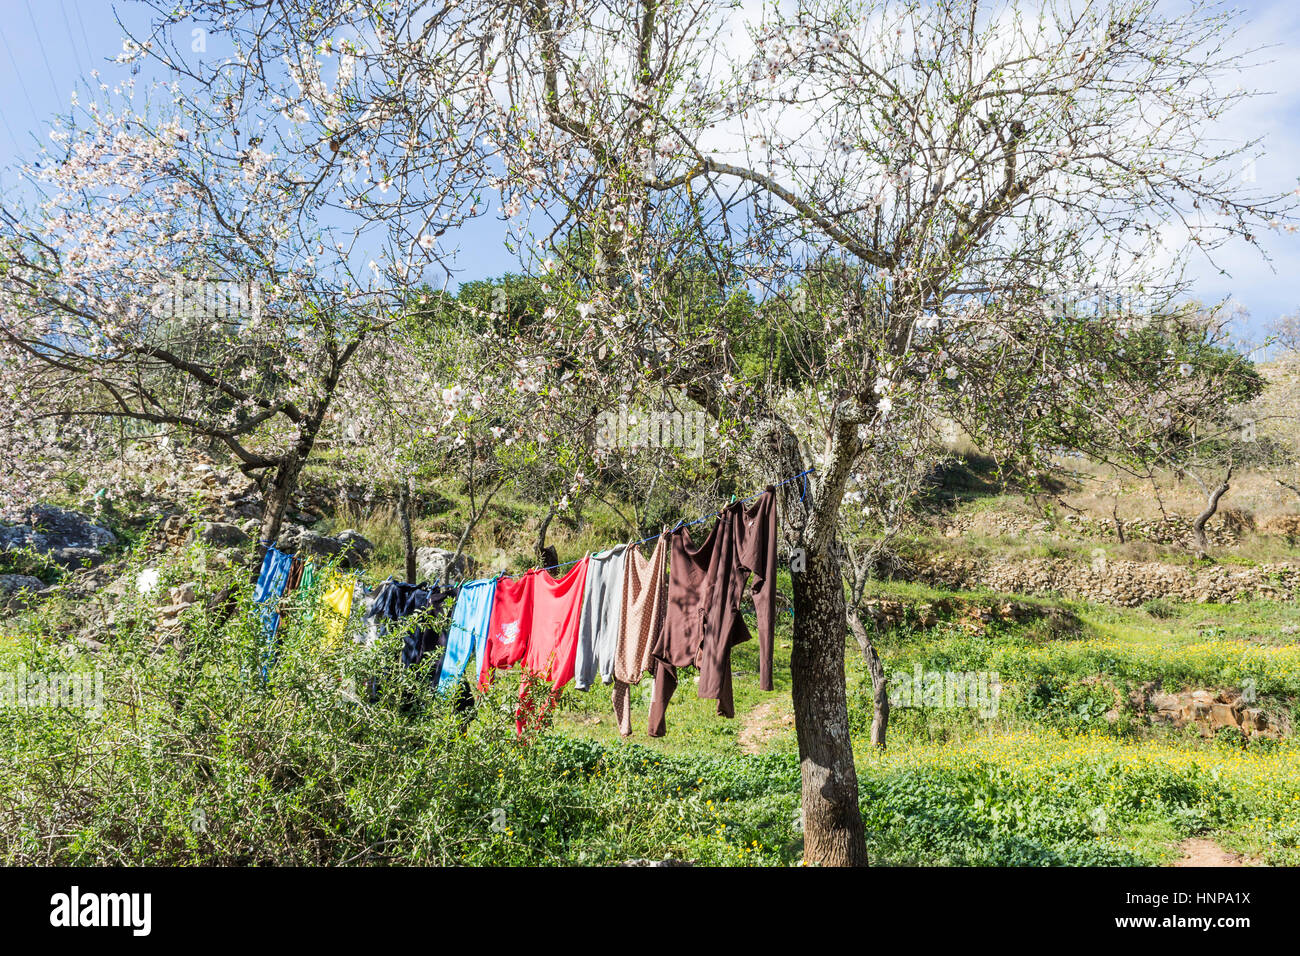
[478,573,534,687]
[522,558,589,691]
[479,559,590,735]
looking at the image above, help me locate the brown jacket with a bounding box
[647,489,777,737]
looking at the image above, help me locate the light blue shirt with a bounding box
[437,577,498,693]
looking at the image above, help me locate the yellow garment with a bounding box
[319,571,355,649]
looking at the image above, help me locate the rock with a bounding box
[0,504,117,569]
[1209,702,1240,730]
[70,564,114,593]
[415,547,473,583]
[336,530,375,562]
[195,521,249,548]
[0,573,48,609]
[54,547,110,569]
[1242,708,1269,731]
[159,514,190,543]
[157,581,199,633]
[276,525,345,563]
[1150,691,1181,715]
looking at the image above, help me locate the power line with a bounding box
[0,22,42,148]
[70,0,96,71]
[0,22,55,203]
[0,108,22,155]
[23,0,66,105]
[56,0,90,82]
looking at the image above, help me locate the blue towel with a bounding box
[253,548,293,677]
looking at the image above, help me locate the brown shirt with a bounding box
[614,534,668,686]
[647,488,777,737]
[611,534,670,737]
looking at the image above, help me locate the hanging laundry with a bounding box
[318,569,356,649]
[516,558,589,735]
[268,557,318,667]
[574,544,627,692]
[299,561,319,593]
[437,577,497,694]
[648,488,777,737]
[284,556,307,593]
[611,534,669,736]
[479,572,534,687]
[253,548,294,677]
[366,580,459,680]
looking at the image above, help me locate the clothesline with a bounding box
[257,465,816,584]
[523,466,816,578]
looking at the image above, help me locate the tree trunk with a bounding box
[790,546,869,866]
[534,501,560,568]
[398,477,417,584]
[847,611,890,751]
[258,452,305,549]
[1191,478,1230,560]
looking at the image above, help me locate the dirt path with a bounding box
[1171,838,1249,867]
[738,701,791,754]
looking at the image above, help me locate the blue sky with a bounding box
[2,0,1297,348]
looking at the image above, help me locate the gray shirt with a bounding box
[574,544,627,691]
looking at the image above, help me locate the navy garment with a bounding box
[365,580,459,681]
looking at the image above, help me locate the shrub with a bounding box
[1141,598,1178,619]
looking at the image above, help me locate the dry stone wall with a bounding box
[912,555,1300,606]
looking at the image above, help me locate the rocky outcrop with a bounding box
[912,556,1300,607]
[1144,687,1287,740]
[858,594,1081,636]
[0,505,118,568]
[0,574,48,609]
[415,547,473,583]
[275,525,344,562]
[274,525,373,568]
[1071,678,1287,740]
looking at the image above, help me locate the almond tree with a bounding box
[1069,304,1276,559]
[1,1,489,544]
[480,0,1295,864]
[328,284,582,581]
[0,87,376,545]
